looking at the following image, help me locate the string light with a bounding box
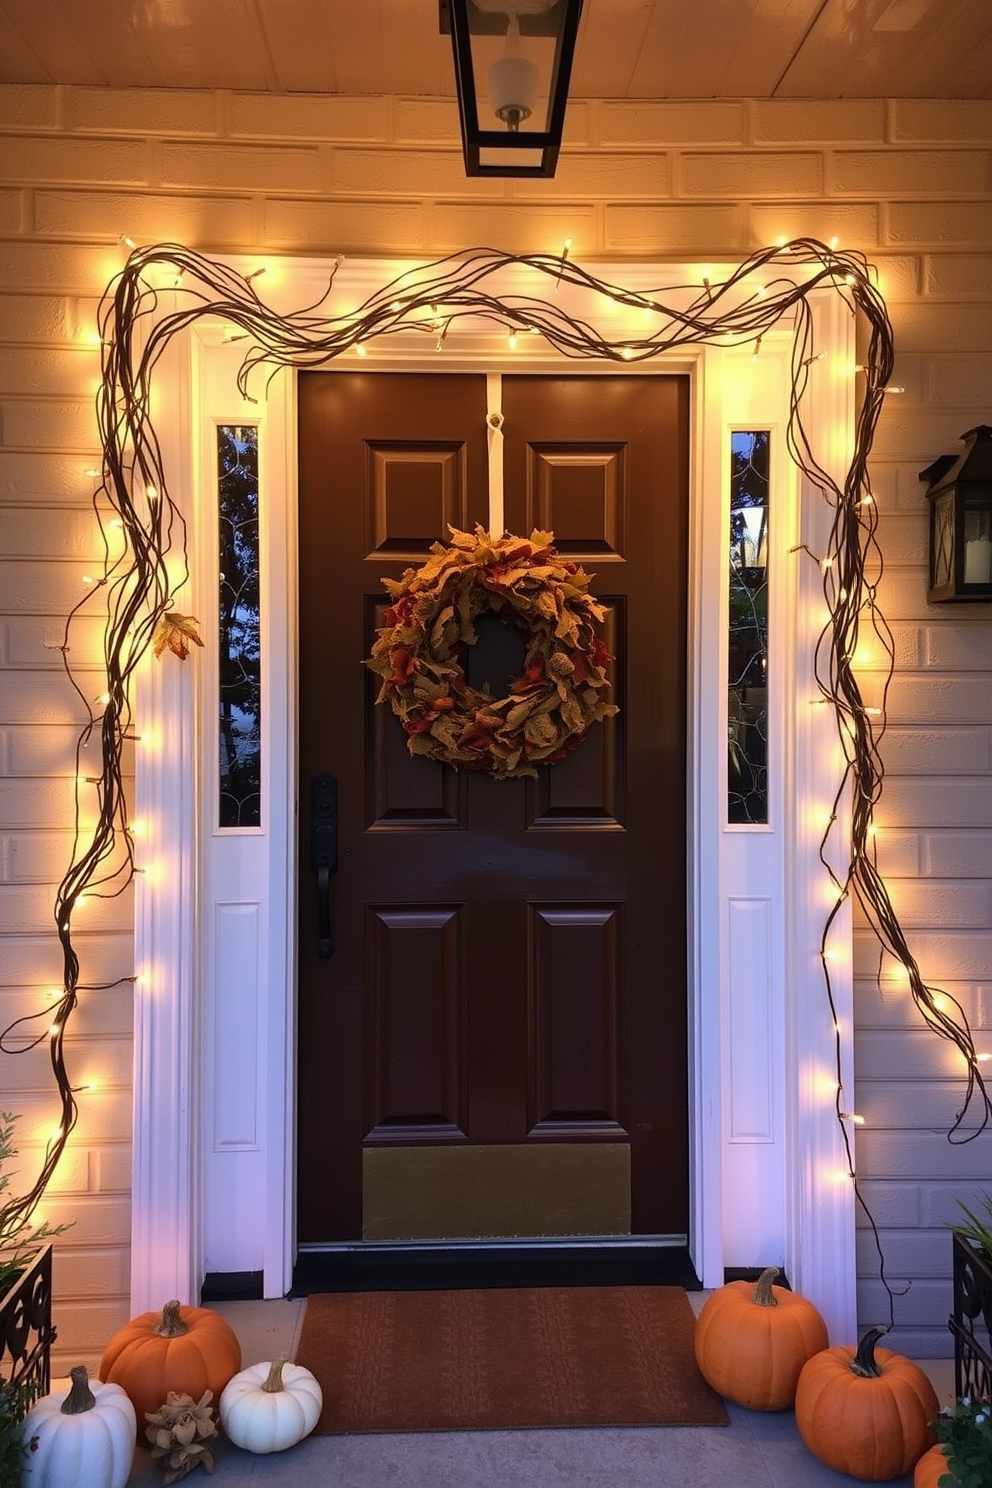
[6,235,986,1334]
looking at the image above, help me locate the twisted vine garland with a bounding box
[1,240,987,1328]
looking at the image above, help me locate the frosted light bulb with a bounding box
[488,15,538,131]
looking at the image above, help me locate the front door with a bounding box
[296,369,689,1247]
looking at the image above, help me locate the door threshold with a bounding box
[290,1237,700,1295]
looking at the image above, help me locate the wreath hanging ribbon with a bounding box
[366,525,618,780]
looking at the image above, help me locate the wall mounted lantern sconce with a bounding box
[440,0,583,178]
[921,424,992,602]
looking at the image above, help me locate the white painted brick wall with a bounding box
[0,84,989,1365]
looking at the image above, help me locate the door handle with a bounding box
[309,771,338,960]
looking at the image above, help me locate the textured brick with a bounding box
[0,830,77,883]
[3,614,105,669]
[853,1182,921,1227]
[0,135,149,186]
[749,202,880,250]
[859,1129,992,1178]
[0,564,109,625]
[880,727,990,775]
[1,722,118,777]
[872,777,992,827]
[920,1183,992,1229]
[877,678,992,728]
[262,196,428,254]
[329,147,503,198]
[68,86,218,137]
[1,501,105,556]
[869,255,922,301]
[927,355,992,407]
[394,98,460,145]
[1,397,99,451]
[887,201,992,247]
[680,151,821,198]
[925,254,992,297]
[0,984,132,1038]
[601,101,745,146]
[925,625,992,670]
[54,1245,130,1296]
[0,293,73,343]
[604,203,743,256]
[925,832,992,877]
[434,201,599,256]
[753,100,885,145]
[229,91,389,143]
[51,1298,131,1360]
[0,188,22,233]
[35,189,255,249]
[158,139,321,193]
[0,85,59,132]
[0,881,132,935]
[856,1227,955,1277]
[888,301,992,354]
[857,1028,976,1080]
[893,101,992,144]
[833,150,989,198]
[514,152,671,201]
[0,241,124,293]
[0,348,98,400]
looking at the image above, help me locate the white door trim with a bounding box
[131,255,856,1343]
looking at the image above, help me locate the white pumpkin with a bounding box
[20,1364,136,1488]
[219,1354,322,1454]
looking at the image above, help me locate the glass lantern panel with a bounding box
[931,490,955,591]
[963,500,992,585]
[728,430,770,825]
[217,424,262,829]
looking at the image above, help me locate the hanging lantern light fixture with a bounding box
[440,0,584,178]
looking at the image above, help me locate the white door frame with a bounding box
[130,255,857,1343]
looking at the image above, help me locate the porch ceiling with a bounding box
[0,0,990,99]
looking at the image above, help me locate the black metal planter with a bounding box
[949,1232,992,1401]
[0,1244,55,1408]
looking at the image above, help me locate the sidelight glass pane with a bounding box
[728,431,769,825]
[218,424,261,829]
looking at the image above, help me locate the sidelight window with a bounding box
[217,424,261,829]
[728,430,769,825]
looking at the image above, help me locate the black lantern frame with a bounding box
[921,424,992,603]
[440,0,583,178]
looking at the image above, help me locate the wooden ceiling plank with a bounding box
[776,0,991,98]
[624,0,824,100]
[0,0,110,85]
[123,0,274,92]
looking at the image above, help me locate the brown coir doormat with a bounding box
[295,1286,728,1433]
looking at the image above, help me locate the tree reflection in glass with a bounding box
[728,431,769,825]
[218,425,261,828]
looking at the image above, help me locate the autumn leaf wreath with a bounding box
[366,526,618,780]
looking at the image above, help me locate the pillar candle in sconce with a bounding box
[964,536,992,585]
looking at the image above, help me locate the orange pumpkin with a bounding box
[795,1327,939,1480]
[693,1265,829,1410]
[98,1298,242,1431]
[914,1444,954,1487]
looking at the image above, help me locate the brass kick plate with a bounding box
[363,1142,631,1241]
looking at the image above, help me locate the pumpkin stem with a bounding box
[849,1326,889,1378]
[155,1299,190,1338]
[261,1354,289,1393]
[753,1266,781,1307]
[61,1364,97,1415]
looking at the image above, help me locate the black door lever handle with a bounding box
[309,772,338,960]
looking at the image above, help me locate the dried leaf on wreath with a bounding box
[152,612,204,661]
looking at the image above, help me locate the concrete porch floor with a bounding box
[121,1296,955,1488]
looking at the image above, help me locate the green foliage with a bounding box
[0,1377,37,1488]
[0,1112,66,1294]
[947,1194,992,1267]
[934,1397,992,1488]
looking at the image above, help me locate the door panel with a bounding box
[296,369,688,1245]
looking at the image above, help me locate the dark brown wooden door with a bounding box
[296,369,688,1245]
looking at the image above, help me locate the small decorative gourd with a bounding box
[219,1353,323,1453]
[794,1327,939,1480]
[693,1265,829,1410]
[98,1298,241,1433]
[20,1364,136,1488]
[913,1443,953,1487]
